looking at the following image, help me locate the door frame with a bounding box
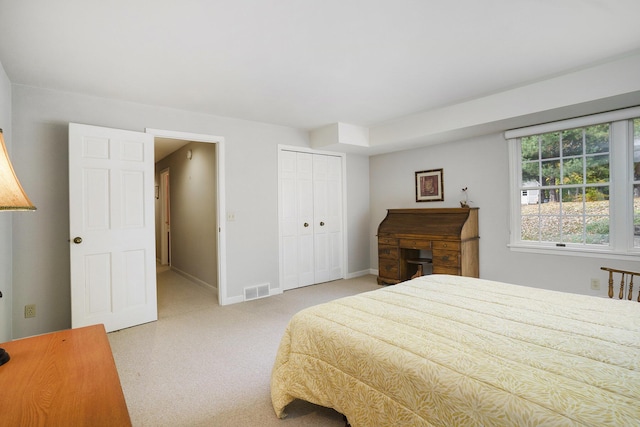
[146,128,229,305]
[277,144,348,291]
[159,168,170,265]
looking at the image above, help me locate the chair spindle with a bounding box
[601,267,640,303]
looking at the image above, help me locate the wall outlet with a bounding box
[25,304,36,318]
[227,212,236,222]
[590,278,601,290]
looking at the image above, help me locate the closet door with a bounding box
[313,154,343,283]
[279,150,343,290]
[296,152,315,287]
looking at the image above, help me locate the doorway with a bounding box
[147,128,228,305]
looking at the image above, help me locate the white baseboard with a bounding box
[170,266,218,293]
[346,269,375,279]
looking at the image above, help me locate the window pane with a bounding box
[585,216,609,244]
[586,187,609,246]
[521,136,539,161]
[522,161,539,184]
[562,128,583,156]
[540,189,552,204]
[561,187,582,203]
[585,124,609,154]
[540,132,560,159]
[635,119,640,180]
[634,184,640,248]
[562,215,584,243]
[541,160,560,186]
[540,216,560,242]
[561,187,584,244]
[586,155,609,183]
[562,158,583,184]
[586,186,609,204]
[544,194,561,210]
[521,215,540,241]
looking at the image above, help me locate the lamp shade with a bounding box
[0,129,36,211]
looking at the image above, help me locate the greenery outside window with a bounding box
[506,106,640,258]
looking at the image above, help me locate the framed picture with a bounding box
[415,168,444,202]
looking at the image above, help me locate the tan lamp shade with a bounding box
[0,129,36,211]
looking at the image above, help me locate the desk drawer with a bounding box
[433,250,460,267]
[399,239,432,250]
[379,259,399,279]
[378,244,399,260]
[378,237,398,245]
[433,265,461,275]
[433,241,460,251]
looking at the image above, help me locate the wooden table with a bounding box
[0,324,131,426]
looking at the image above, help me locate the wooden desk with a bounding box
[377,207,479,285]
[0,324,131,426]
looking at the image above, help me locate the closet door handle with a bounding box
[303,223,309,227]
[320,222,325,226]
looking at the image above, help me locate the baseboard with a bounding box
[346,269,375,279]
[170,266,218,293]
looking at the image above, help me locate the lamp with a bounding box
[0,129,36,211]
[0,128,36,366]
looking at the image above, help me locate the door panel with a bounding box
[296,152,315,287]
[69,123,157,332]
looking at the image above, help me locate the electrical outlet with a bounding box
[590,278,600,290]
[25,304,36,318]
[227,212,236,222]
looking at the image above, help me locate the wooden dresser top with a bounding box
[0,324,131,426]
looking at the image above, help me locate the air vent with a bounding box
[244,283,270,301]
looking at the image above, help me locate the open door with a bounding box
[69,123,157,332]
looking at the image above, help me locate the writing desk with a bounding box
[0,324,131,426]
[377,207,479,285]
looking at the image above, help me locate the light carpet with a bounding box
[108,269,381,426]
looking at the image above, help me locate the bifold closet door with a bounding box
[280,150,343,290]
[312,154,343,283]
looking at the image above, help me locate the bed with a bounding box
[270,274,640,426]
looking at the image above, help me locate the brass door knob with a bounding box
[303,223,309,227]
[73,237,83,244]
[320,221,325,226]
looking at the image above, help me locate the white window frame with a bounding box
[506,106,640,260]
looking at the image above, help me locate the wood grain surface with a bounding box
[0,324,131,426]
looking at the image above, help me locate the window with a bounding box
[506,106,640,258]
[634,118,640,248]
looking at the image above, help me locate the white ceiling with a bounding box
[1,1,640,152]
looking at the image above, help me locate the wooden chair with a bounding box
[601,267,640,302]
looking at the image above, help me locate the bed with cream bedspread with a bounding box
[271,274,640,426]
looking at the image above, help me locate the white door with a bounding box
[313,154,343,283]
[279,149,343,290]
[69,123,157,332]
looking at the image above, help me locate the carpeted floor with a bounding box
[108,268,381,426]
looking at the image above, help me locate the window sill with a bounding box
[508,243,640,260]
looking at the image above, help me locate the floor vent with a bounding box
[244,283,270,301]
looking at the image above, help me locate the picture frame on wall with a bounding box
[415,168,444,202]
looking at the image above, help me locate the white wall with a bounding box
[10,84,371,339]
[370,133,640,296]
[346,154,371,276]
[0,61,12,342]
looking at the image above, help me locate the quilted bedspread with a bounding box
[270,274,640,426]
